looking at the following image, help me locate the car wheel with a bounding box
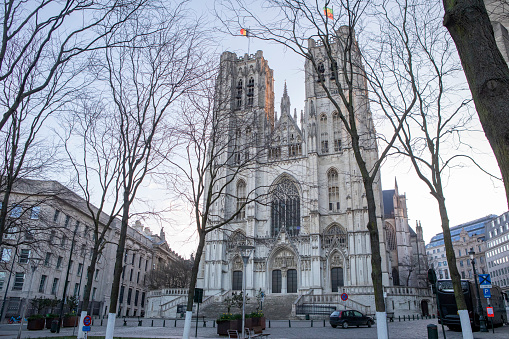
[367,320,372,328]
[331,324,337,328]
[342,321,348,329]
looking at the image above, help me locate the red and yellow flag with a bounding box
[324,7,333,19]
[240,28,248,37]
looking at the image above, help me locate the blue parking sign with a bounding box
[483,288,491,298]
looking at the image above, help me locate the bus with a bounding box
[436,279,507,331]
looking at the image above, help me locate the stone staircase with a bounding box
[199,294,298,320]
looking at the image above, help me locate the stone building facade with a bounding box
[196,28,430,316]
[485,211,509,294]
[426,215,494,282]
[0,179,179,319]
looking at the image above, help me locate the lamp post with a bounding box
[238,245,255,339]
[469,250,487,332]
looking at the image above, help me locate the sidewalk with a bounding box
[1,318,509,338]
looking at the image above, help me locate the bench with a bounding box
[227,329,239,338]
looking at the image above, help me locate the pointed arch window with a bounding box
[333,112,341,152]
[272,270,282,293]
[385,223,397,251]
[247,77,254,106]
[236,79,243,108]
[287,269,297,293]
[320,115,329,153]
[236,180,247,219]
[233,129,242,164]
[331,267,344,292]
[232,271,242,290]
[317,62,325,82]
[271,179,300,236]
[328,169,340,212]
[323,224,347,247]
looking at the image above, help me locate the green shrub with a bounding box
[28,314,45,320]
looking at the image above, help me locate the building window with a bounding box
[333,112,341,152]
[331,267,344,292]
[236,180,247,220]
[19,249,30,263]
[271,178,300,237]
[119,286,125,304]
[92,287,97,300]
[39,274,48,293]
[236,79,243,108]
[10,205,22,218]
[327,169,340,212]
[127,288,132,305]
[320,115,329,153]
[0,272,5,291]
[13,272,24,290]
[95,269,99,280]
[141,292,146,308]
[323,225,347,247]
[460,260,463,267]
[53,209,60,222]
[30,206,41,219]
[137,272,140,284]
[287,269,297,293]
[272,270,282,293]
[77,263,83,276]
[51,278,59,294]
[74,283,79,296]
[232,271,242,291]
[64,215,70,228]
[129,269,133,282]
[385,224,397,251]
[247,77,254,107]
[134,290,139,306]
[1,248,12,262]
[56,256,63,269]
[61,235,67,247]
[317,62,325,82]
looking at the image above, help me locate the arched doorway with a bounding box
[421,300,429,316]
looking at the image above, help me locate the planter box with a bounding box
[251,317,266,330]
[63,315,79,327]
[216,319,241,335]
[27,318,45,330]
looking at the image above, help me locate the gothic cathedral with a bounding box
[197,29,430,315]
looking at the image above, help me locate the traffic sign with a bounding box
[483,288,491,298]
[83,315,92,326]
[82,326,91,332]
[486,307,494,318]
[479,274,492,288]
[341,293,348,301]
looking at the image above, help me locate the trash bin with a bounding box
[427,324,438,339]
[305,314,310,320]
[50,319,58,333]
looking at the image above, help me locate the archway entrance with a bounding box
[421,300,429,316]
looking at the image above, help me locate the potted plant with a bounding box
[63,312,79,327]
[27,314,45,330]
[248,310,265,330]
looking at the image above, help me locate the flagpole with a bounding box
[248,28,250,55]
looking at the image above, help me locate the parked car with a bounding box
[329,310,374,329]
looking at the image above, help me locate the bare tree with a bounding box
[145,256,194,290]
[84,4,211,339]
[380,0,494,335]
[442,0,509,206]
[0,0,147,131]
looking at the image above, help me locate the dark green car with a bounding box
[329,310,374,329]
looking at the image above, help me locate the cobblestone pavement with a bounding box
[1,318,509,339]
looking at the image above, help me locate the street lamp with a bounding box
[469,250,487,332]
[238,245,255,339]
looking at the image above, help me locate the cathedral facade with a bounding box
[197,29,430,315]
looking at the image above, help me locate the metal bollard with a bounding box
[398,316,401,322]
[139,319,142,326]
[311,319,313,327]
[323,319,325,327]
[289,319,291,328]
[213,320,215,328]
[203,319,206,327]
[427,324,438,339]
[101,319,103,326]
[269,320,271,328]
[174,318,177,327]
[123,318,127,326]
[432,314,435,319]
[413,315,415,320]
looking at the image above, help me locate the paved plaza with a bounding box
[1,318,509,339]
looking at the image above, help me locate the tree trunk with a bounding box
[437,194,473,338]
[105,193,130,339]
[182,230,206,339]
[443,0,509,207]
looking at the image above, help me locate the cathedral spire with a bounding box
[280,82,291,118]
